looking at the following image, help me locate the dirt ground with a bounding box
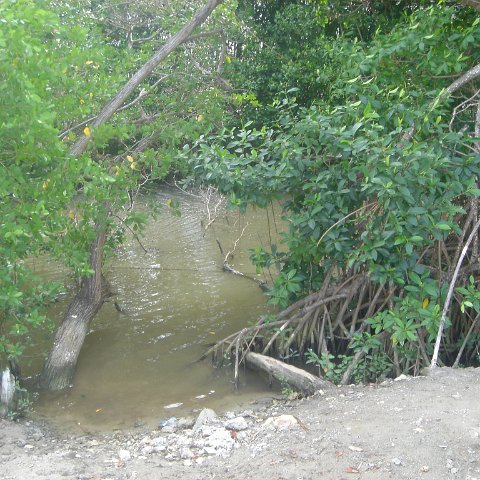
[1,366,480,480]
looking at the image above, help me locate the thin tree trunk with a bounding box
[40,229,106,390]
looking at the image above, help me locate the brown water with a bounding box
[28,186,281,433]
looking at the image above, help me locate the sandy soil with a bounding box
[1,367,480,480]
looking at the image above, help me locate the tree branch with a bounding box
[402,61,480,143]
[70,0,223,157]
[184,28,224,43]
[457,0,480,11]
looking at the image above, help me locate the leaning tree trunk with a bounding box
[40,0,224,390]
[40,230,107,390]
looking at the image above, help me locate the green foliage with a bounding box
[0,0,76,362]
[306,347,391,384]
[0,0,231,367]
[182,2,480,368]
[457,276,480,314]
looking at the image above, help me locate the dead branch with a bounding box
[245,352,331,395]
[431,215,480,368]
[402,61,480,143]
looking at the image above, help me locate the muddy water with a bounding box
[29,186,281,433]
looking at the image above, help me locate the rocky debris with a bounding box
[224,416,248,431]
[76,408,253,466]
[2,368,480,480]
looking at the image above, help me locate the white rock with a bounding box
[141,446,154,455]
[178,417,195,429]
[204,427,234,453]
[394,374,409,382]
[118,449,131,462]
[224,417,248,431]
[151,437,166,447]
[264,415,300,431]
[193,408,218,432]
[180,447,194,459]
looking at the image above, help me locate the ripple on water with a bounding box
[29,186,282,432]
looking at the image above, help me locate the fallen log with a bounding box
[245,352,331,396]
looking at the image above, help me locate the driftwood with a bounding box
[245,352,331,396]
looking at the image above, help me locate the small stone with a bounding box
[118,449,131,462]
[24,444,34,450]
[151,437,166,447]
[348,445,363,452]
[420,466,430,472]
[224,417,248,431]
[31,431,44,442]
[180,447,194,459]
[394,374,409,382]
[193,408,218,432]
[203,427,235,454]
[264,415,299,431]
[177,417,195,429]
[392,457,402,466]
[159,417,178,428]
[141,446,154,455]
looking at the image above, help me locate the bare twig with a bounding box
[112,214,148,253]
[448,90,480,132]
[402,62,480,143]
[317,202,377,246]
[431,216,480,368]
[224,223,248,265]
